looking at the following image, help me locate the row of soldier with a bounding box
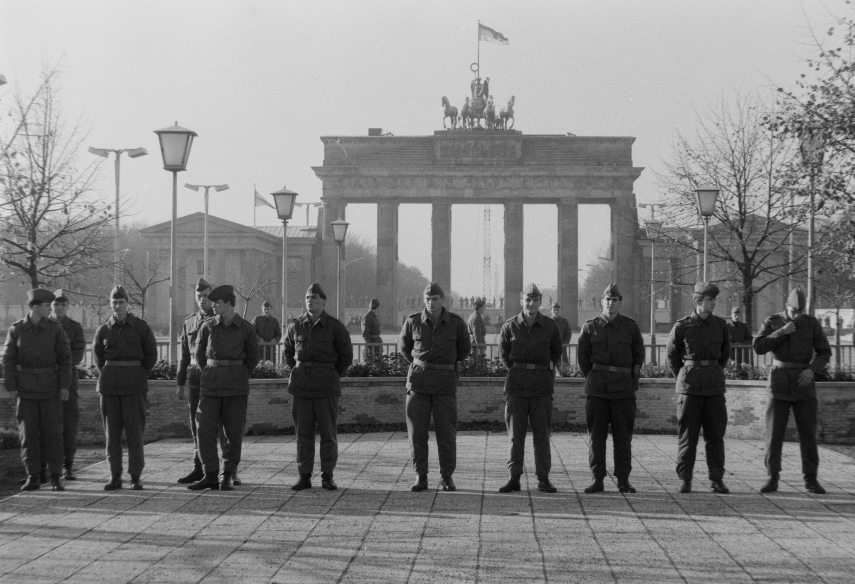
[3,276,830,495]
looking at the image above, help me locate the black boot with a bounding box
[20,475,40,491]
[410,474,428,492]
[220,471,234,491]
[617,479,636,494]
[177,467,204,484]
[760,475,779,493]
[679,480,692,493]
[188,473,220,491]
[584,478,605,493]
[291,474,312,491]
[710,479,730,494]
[130,475,143,491]
[805,476,826,494]
[440,475,456,492]
[537,476,557,493]
[39,470,48,484]
[63,465,77,481]
[321,472,337,491]
[50,473,65,492]
[104,477,123,491]
[232,469,242,486]
[498,474,521,493]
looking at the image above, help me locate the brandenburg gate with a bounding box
[313,130,643,328]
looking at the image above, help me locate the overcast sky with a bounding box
[0,0,844,295]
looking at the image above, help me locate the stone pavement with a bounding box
[1,432,854,584]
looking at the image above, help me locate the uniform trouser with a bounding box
[675,393,727,481]
[197,394,247,474]
[291,395,339,476]
[505,394,552,477]
[585,396,636,481]
[17,397,63,476]
[188,386,229,472]
[100,393,146,478]
[764,397,819,478]
[405,390,457,477]
[38,390,78,472]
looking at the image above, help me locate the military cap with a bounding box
[306,283,327,299]
[28,288,55,304]
[53,288,69,303]
[209,284,234,302]
[423,282,445,297]
[474,298,485,309]
[370,297,380,309]
[522,283,542,298]
[603,283,622,300]
[693,282,719,298]
[787,287,806,311]
[195,277,212,293]
[731,306,741,314]
[261,300,272,308]
[110,285,129,301]
[551,302,560,309]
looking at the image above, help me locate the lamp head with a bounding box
[694,186,719,217]
[154,122,197,171]
[271,186,298,221]
[330,219,350,244]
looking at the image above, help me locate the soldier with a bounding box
[50,289,86,480]
[577,284,644,493]
[727,306,751,364]
[498,283,563,494]
[467,298,487,356]
[283,283,352,491]
[188,284,259,491]
[92,285,157,491]
[665,282,731,494]
[4,289,71,492]
[754,288,831,494]
[361,297,382,358]
[550,302,573,364]
[400,282,470,492]
[252,300,282,362]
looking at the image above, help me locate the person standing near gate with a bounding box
[754,288,831,494]
[728,306,751,364]
[665,282,731,494]
[93,285,158,491]
[252,300,281,362]
[361,298,382,358]
[400,282,470,492]
[467,298,487,356]
[577,284,644,493]
[498,283,563,494]
[550,302,572,365]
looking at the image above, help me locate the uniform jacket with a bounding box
[283,311,352,398]
[53,315,85,393]
[92,313,157,396]
[753,311,831,401]
[177,309,213,387]
[665,311,730,396]
[499,312,563,398]
[467,310,486,345]
[400,308,470,394]
[361,310,382,341]
[553,315,573,345]
[251,314,282,342]
[727,321,751,344]
[3,315,72,398]
[577,313,644,399]
[196,313,259,396]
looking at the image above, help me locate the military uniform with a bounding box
[754,288,831,492]
[361,301,382,357]
[552,311,572,364]
[92,286,158,488]
[400,283,470,489]
[252,305,281,362]
[665,282,730,491]
[3,289,72,490]
[727,313,752,364]
[50,292,85,477]
[467,301,486,356]
[577,286,644,492]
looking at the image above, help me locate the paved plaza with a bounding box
[1,432,854,583]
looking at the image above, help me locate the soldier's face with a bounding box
[51,301,68,319]
[263,306,271,316]
[33,302,52,319]
[602,295,621,317]
[786,305,804,321]
[213,298,235,318]
[731,311,741,322]
[111,298,129,319]
[550,307,560,318]
[424,294,444,315]
[696,296,716,315]
[521,295,541,316]
[196,290,212,312]
[305,293,325,315]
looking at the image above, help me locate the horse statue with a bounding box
[460,97,473,129]
[484,97,496,130]
[499,95,515,129]
[441,96,458,129]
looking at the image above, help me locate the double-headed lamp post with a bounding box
[184,183,230,277]
[272,187,298,330]
[644,217,663,365]
[88,146,148,282]
[694,186,720,282]
[330,219,350,321]
[800,131,826,316]
[154,122,197,362]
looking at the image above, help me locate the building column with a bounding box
[431,202,452,290]
[610,197,641,319]
[557,199,579,328]
[377,200,399,330]
[504,202,524,320]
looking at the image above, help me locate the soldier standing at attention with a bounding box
[93,285,158,491]
[550,302,572,365]
[577,284,644,493]
[283,283,352,491]
[189,284,259,491]
[4,289,71,492]
[498,283,563,494]
[467,298,486,356]
[50,289,86,481]
[400,282,470,492]
[252,300,282,362]
[361,297,382,358]
[665,282,731,494]
[754,288,831,494]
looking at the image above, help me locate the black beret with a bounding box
[209,284,234,301]
[28,288,55,304]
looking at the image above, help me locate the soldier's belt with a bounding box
[104,360,142,367]
[684,359,716,367]
[206,359,244,367]
[592,363,632,374]
[16,366,56,374]
[772,360,809,369]
[296,361,335,369]
[512,362,551,371]
[412,358,456,371]
[189,359,199,366]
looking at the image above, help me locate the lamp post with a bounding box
[640,202,665,365]
[154,122,197,362]
[184,182,230,277]
[800,132,825,316]
[330,219,350,321]
[88,146,148,282]
[694,186,719,282]
[272,187,298,330]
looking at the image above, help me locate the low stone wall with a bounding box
[1,378,854,445]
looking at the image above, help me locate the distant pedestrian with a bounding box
[361,298,382,358]
[252,300,281,362]
[550,302,572,364]
[467,298,487,356]
[727,306,751,364]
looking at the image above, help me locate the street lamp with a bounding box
[644,218,663,365]
[184,182,230,277]
[154,122,197,362]
[694,186,719,281]
[800,131,826,316]
[330,219,350,321]
[88,146,148,282]
[272,187,298,330]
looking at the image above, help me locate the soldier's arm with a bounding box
[245,323,260,373]
[141,323,158,371]
[3,326,19,393]
[562,320,572,344]
[177,321,191,386]
[195,325,210,368]
[399,320,414,364]
[457,318,472,362]
[273,318,282,342]
[499,323,513,369]
[753,317,783,355]
[549,324,562,366]
[718,319,731,368]
[282,323,297,368]
[55,325,72,391]
[576,325,592,376]
[69,323,86,367]
[810,319,832,374]
[92,327,106,370]
[631,322,645,369]
[665,323,683,377]
[334,321,353,376]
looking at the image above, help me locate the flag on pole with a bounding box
[254,188,274,209]
[478,23,509,45]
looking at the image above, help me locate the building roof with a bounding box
[139,212,318,241]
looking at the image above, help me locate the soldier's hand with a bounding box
[59,388,69,402]
[176,385,185,400]
[777,322,797,337]
[797,368,814,388]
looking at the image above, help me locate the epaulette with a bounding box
[503,316,516,324]
[408,312,421,319]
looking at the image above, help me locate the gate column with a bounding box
[504,202,524,320]
[431,201,452,291]
[557,199,579,327]
[377,200,399,330]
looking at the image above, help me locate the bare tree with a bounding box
[229,260,277,318]
[119,227,169,319]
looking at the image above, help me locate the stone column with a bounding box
[557,199,579,328]
[431,202,452,290]
[610,198,641,320]
[504,202,524,320]
[377,200,399,330]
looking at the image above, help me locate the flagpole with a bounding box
[477,20,481,75]
[253,183,257,227]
